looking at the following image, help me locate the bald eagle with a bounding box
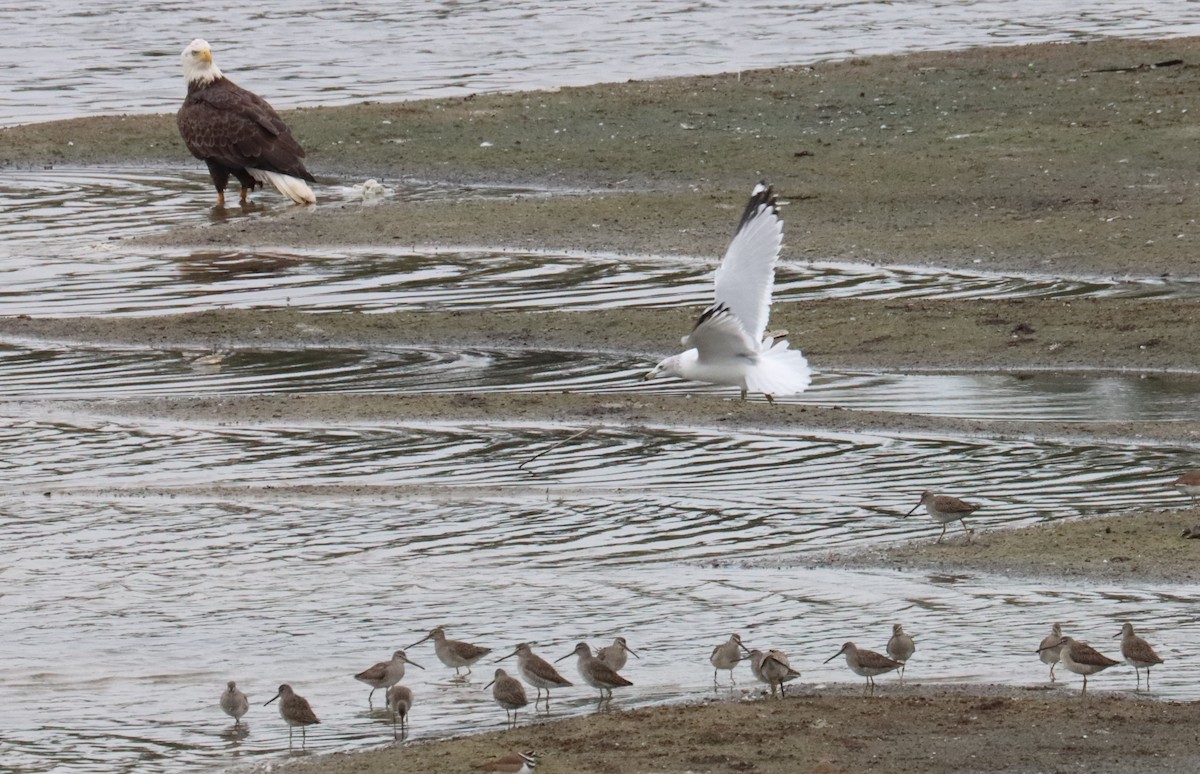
[177,39,316,206]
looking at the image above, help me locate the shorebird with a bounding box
[555,642,632,702]
[747,648,801,698]
[220,681,249,726]
[497,643,573,708]
[1040,636,1120,694]
[710,633,750,685]
[905,490,979,543]
[1038,623,1065,682]
[1115,623,1164,690]
[407,626,491,679]
[886,625,916,683]
[485,668,529,727]
[644,183,811,402]
[824,642,903,692]
[355,649,423,705]
[476,750,540,773]
[264,684,320,747]
[595,636,639,672]
[1173,470,1200,507]
[386,684,413,739]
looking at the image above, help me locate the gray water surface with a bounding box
[1,341,1197,423]
[5,1,1200,125]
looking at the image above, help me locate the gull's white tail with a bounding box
[249,168,316,204]
[744,339,811,397]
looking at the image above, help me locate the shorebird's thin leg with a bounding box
[961,519,971,540]
[937,524,948,543]
[740,388,748,401]
[1050,662,1057,682]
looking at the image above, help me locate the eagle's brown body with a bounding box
[178,77,314,204]
[177,40,315,206]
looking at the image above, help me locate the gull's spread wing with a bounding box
[684,303,759,362]
[713,183,783,343]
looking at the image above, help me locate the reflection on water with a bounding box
[4,0,1200,125]
[3,244,1200,318]
[0,168,539,248]
[1,342,1197,423]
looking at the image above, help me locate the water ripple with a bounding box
[1,342,1196,423]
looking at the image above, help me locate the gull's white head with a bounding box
[181,39,222,85]
[645,354,684,381]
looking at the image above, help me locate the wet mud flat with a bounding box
[294,688,1200,774]
[4,36,1200,774]
[811,507,1200,585]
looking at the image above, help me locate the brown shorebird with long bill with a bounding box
[555,642,632,702]
[748,648,800,698]
[710,633,750,686]
[220,681,249,727]
[497,643,573,709]
[1173,470,1200,507]
[1038,623,1065,682]
[355,649,423,705]
[408,626,492,679]
[485,668,529,727]
[596,636,639,672]
[386,684,413,739]
[1039,636,1120,694]
[1115,623,1164,690]
[886,625,916,683]
[905,491,979,543]
[825,642,903,692]
[264,684,320,748]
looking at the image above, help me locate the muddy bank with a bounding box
[5,38,1200,278]
[811,508,1200,584]
[300,687,1199,774]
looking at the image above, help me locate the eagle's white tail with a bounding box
[248,168,316,205]
[745,339,811,397]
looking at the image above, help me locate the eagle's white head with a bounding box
[181,39,222,85]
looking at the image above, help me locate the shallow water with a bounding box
[2,183,1198,773]
[1,341,1198,423]
[3,493,1198,771]
[7,244,1200,318]
[0,168,539,248]
[4,0,1200,126]
[2,414,1190,539]
[3,168,1199,319]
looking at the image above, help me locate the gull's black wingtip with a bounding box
[736,182,779,234]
